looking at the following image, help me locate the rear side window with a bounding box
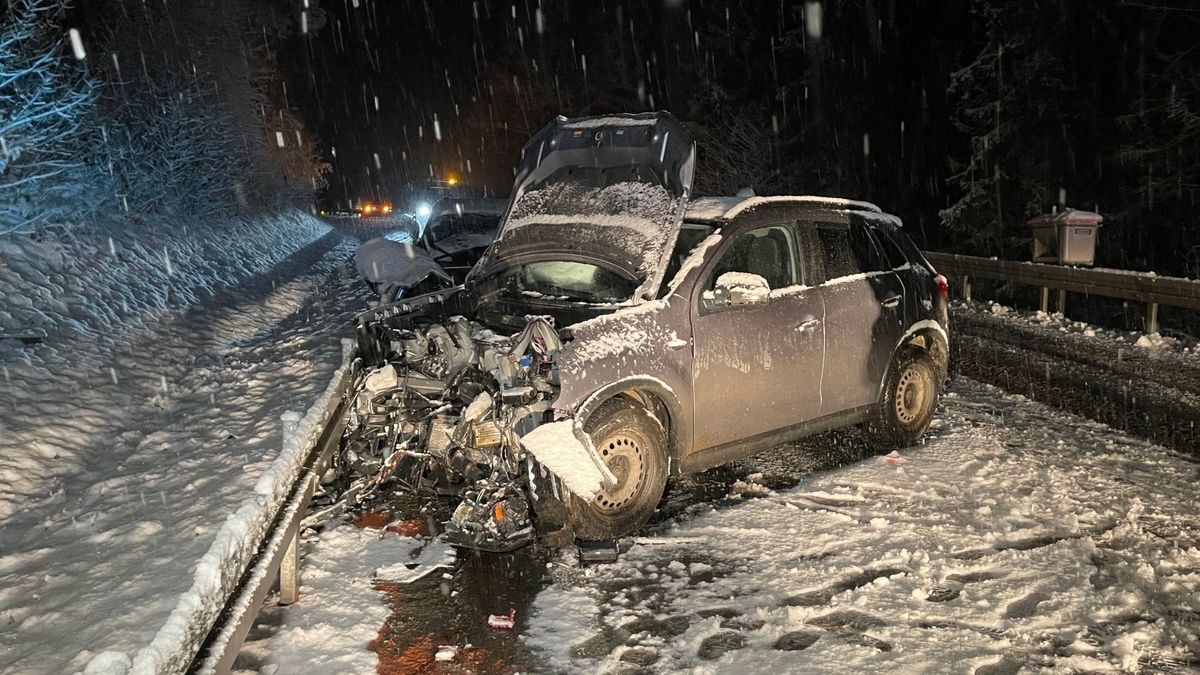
[848,223,891,272]
[817,222,899,280]
[816,225,861,280]
[872,227,910,270]
[886,228,935,272]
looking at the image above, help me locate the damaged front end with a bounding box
[339,297,606,552]
[336,112,695,553]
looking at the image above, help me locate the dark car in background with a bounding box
[418,198,507,284]
[342,113,950,552]
[353,198,505,301]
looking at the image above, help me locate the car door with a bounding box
[690,219,825,451]
[815,219,906,414]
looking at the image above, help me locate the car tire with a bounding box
[567,397,669,541]
[865,348,940,450]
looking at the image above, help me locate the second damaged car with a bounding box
[338,112,951,552]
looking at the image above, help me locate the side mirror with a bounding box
[706,272,770,307]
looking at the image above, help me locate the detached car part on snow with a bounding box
[337,112,951,553]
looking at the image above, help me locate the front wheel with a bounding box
[567,397,669,541]
[865,349,940,451]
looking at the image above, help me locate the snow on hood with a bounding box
[473,112,696,301]
[502,181,682,281]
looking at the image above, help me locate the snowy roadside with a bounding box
[949,300,1200,454]
[0,211,330,348]
[0,229,367,673]
[956,299,1200,362]
[235,379,1199,673]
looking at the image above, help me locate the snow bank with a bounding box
[0,210,329,345]
[0,231,362,674]
[125,341,355,675]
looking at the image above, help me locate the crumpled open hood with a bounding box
[469,112,696,300]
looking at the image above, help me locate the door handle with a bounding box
[795,318,821,332]
[881,295,901,308]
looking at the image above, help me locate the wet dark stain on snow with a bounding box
[361,498,551,674]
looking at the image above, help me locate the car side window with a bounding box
[816,224,861,280]
[817,222,900,281]
[872,226,910,270]
[708,223,801,291]
[848,222,891,272]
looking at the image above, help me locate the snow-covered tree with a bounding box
[0,0,98,234]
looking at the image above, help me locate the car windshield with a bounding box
[492,260,638,304]
[661,222,717,292]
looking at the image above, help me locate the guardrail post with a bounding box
[279,411,302,605]
[280,528,300,605]
[1056,289,1067,315]
[962,275,972,301]
[1146,302,1160,335]
[1040,287,1050,313]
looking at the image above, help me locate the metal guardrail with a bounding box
[924,251,1200,334]
[187,355,358,674]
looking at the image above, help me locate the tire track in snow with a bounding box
[522,379,1200,673]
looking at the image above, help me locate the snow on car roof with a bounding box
[561,115,659,129]
[429,197,506,219]
[684,197,742,220]
[685,195,883,221]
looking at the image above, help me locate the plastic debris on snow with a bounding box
[488,609,517,630]
[372,536,457,584]
[881,450,906,464]
[519,420,613,498]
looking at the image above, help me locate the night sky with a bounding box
[284,0,978,227]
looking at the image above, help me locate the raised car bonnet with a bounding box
[471,112,697,301]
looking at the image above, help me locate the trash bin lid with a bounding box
[1027,208,1103,227]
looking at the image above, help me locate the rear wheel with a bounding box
[568,397,669,541]
[865,349,940,450]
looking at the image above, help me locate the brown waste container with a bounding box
[1029,208,1103,265]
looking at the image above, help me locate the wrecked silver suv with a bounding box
[341,112,951,552]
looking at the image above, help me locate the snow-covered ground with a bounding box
[0,217,367,673]
[240,380,1200,673]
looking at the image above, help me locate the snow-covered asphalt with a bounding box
[0,235,366,673]
[243,379,1200,674]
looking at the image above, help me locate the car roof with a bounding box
[429,197,507,220]
[684,195,884,222]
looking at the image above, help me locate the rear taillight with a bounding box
[934,274,950,302]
